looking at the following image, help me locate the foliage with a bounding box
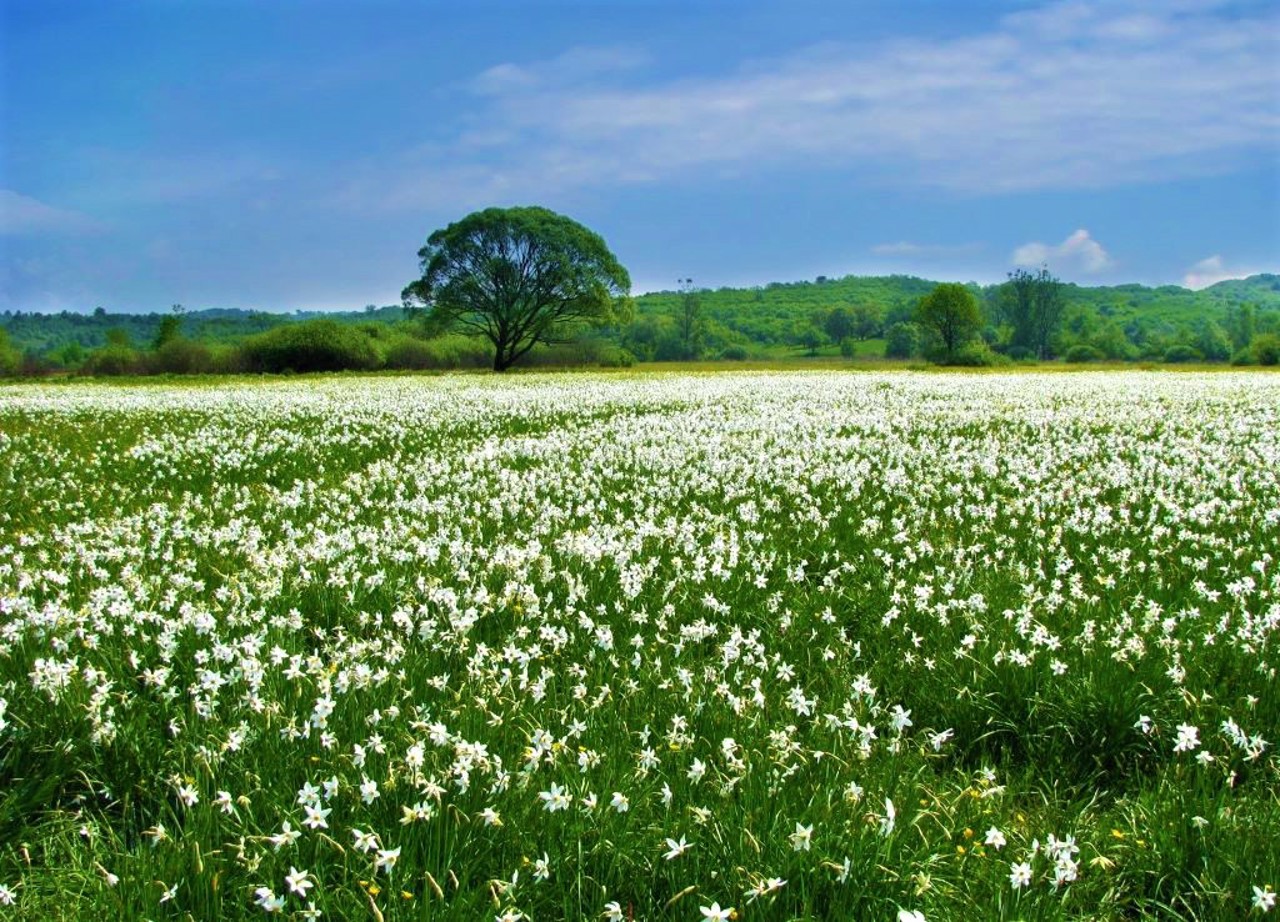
[82,344,142,376]
[150,338,215,375]
[1254,333,1280,366]
[1001,267,1065,359]
[916,282,982,362]
[381,334,492,371]
[0,328,18,377]
[402,206,632,372]
[1063,343,1104,363]
[1163,344,1204,364]
[239,319,380,373]
[884,321,921,359]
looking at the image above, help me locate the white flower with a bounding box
[375,846,401,874]
[0,884,14,906]
[302,804,330,830]
[898,910,927,922]
[285,866,313,897]
[1174,723,1200,753]
[663,836,690,860]
[1010,861,1032,890]
[603,900,624,921]
[255,886,285,913]
[1255,886,1277,912]
[879,798,896,837]
[538,783,571,812]
[610,792,629,813]
[984,827,1007,850]
[700,902,735,921]
[269,821,301,850]
[789,822,813,852]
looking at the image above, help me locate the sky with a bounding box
[1,0,1278,313]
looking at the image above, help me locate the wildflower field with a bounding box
[0,371,1277,921]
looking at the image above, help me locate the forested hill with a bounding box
[633,272,1280,340]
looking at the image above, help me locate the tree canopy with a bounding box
[402,206,632,371]
[915,283,981,361]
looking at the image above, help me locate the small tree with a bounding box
[851,303,883,340]
[884,322,920,359]
[824,307,854,344]
[402,207,632,372]
[915,283,981,363]
[1003,266,1064,359]
[675,278,703,360]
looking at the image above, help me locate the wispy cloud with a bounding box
[1182,254,1256,289]
[0,190,102,236]
[871,241,984,258]
[1012,229,1114,275]
[344,0,1279,213]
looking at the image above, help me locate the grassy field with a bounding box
[1,371,1277,920]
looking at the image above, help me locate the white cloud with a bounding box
[1012,229,1113,274]
[343,0,1279,212]
[1182,254,1255,289]
[0,190,101,235]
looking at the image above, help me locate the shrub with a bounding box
[884,322,920,359]
[383,337,438,371]
[0,335,19,377]
[1252,334,1280,366]
[1064,344,1104,364]
[1006,345,1036,362]
[1162,344,1203,364]
[150,338,214,374]
[720,345,749,361]
[83,345,142,376]
[948,341,1007,367]
[239,320,380,373]
[839,337,856,358]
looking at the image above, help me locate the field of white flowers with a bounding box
[0,371,1277,921]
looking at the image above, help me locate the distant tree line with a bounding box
[2,204,1278,376]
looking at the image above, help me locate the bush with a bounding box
[884,322,920,359]
[839,337,856,359]
[720,345,749,361]
[1006,345,1036,362]
[1231,348,1254,366]
[150,338,214,374]
[1162,344,1203,364]
[0,328,19,374]
[1252,334,1280,366]
[948,341,1007,367]
[1064,344,1104,364]
[525,338,630,369]
[238,320,380,373]
[83,345,142,376]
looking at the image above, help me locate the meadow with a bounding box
[0,370,1277,921]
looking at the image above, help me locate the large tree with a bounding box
[915,283,981,362]
[402,206,632,372]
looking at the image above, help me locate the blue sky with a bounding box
[2,0,1277,312]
